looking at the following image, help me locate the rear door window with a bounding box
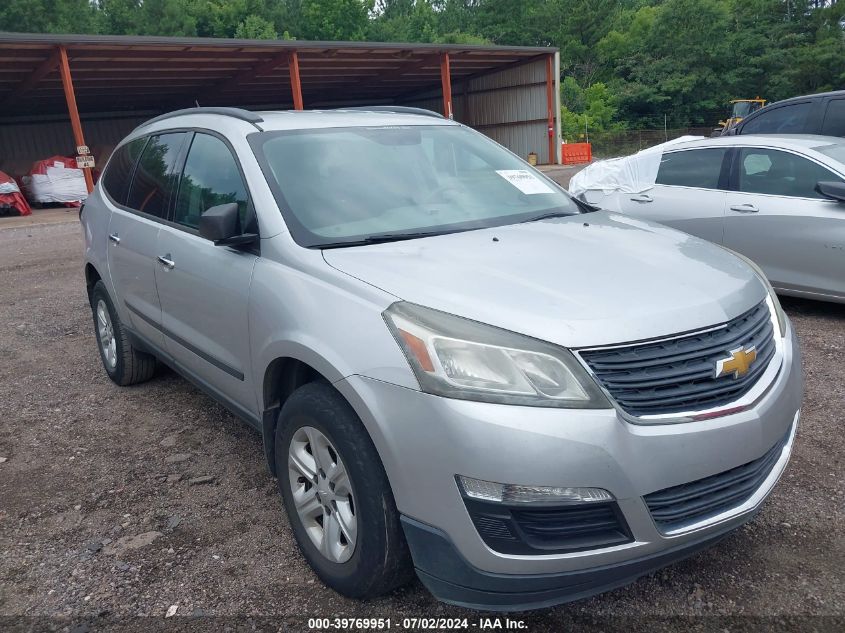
[821,99,845,137]
[740,102,811,134]
[173,133,249,230]
[655,148,728,189]
[125,132,187,218]
[736,148,843,198]
[102,137,147,206]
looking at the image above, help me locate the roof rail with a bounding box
[335,106,444,119]
[135,107,264,130]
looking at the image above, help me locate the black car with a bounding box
[727,89,845,137]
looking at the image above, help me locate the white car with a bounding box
[572,135,845,304]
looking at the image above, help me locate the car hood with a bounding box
[322,212,766,348]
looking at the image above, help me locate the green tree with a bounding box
[545,0,622,83]
[472,0,546,46]
[368,0,438,42]
[560,77,622,141]
[599,0,734,126]
[136,0,198,36]
[0,0,100,34]
[97,0,142,35]
[235,14,279,39]
[298,0,374,40]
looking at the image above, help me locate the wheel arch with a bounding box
[261,355,337,477]
[84,262,103,303]
[259,350,402,487]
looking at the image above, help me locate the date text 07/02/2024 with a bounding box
[307,617,529,630]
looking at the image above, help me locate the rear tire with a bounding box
[90,280,156,386]
[275,381,413,599]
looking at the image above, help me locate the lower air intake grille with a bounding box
[644,430,789,532]
[463,498,632,555]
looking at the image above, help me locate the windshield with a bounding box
[732,102,755,118]
[249,124,580,247]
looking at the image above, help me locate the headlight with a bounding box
[383,302,609,408]
[721,248,787,337]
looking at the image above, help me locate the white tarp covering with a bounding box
[23,164,88,204]
[568,136,705,198]
[0,179,20,194]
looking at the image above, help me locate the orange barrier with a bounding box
[562,142,592,165]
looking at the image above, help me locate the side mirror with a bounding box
[198,203,258,246]
[815,181,845,202]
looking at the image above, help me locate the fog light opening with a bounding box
[456,475,613,505]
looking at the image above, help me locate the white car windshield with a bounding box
[250,125,581,247]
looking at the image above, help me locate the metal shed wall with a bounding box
[403,57,554,164]
[0,115,146,173]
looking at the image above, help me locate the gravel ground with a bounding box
[0,217,843,633]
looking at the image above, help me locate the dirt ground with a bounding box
[0,210,843,633]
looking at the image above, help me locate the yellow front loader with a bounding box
[713,98,766,136]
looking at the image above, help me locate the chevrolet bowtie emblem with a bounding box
[715,346,758,379]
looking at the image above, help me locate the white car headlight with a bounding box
[383,302,609,408]
[721,248,787,338]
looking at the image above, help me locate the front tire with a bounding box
[90,281,156,386]
[275,382,413,599]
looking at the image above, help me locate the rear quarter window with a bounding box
[101,137,147,206]
[125,132,187,218]
[821,99,845,137]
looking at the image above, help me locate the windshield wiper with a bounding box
[518,210,575,224]
[572,196,601,213]
[317,230,450,249]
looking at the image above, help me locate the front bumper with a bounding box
[401,513,746,611]
[335,322,802,610]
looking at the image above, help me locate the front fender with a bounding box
[248,246,420,474]
[248,245,418,401]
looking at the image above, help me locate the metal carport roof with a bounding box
[0,32,556,117]
[0,33,561,190]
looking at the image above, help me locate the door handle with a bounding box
[629,194,653,203]
[108,233,120,244]
[729,204,759,213]
[157,254,175,269]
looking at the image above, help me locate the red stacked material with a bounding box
[23,156,88,208]
[0,170,31,216]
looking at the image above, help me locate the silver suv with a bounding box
[81,107,803,611]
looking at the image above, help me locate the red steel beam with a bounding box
[288,50,303,110]
[546,54,556,164]
[58,46,93,193]
[440,52,453,119]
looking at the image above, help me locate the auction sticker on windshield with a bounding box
[496,169,556,195]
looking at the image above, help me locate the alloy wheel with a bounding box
[288,425,357,563]
[96,300,117,370]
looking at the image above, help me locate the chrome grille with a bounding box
[579,301,776,416]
